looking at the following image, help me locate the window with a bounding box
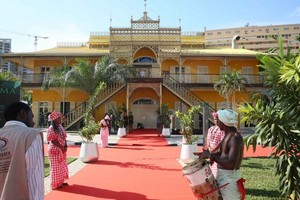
[133,98,157,105]
[133,57,157,63]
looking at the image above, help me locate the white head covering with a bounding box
[217,109,238,127]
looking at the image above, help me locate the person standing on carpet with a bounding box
[204,111,225,178]
[47,111,69,190]
[100,114,110,147]
[196,109,245,200]
[128,111,134,132]
[0,102,44,200]
[123,112,129,133]
[156,111,163,137]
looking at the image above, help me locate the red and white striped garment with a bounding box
[47,124,69,190]
[207,125,225,177]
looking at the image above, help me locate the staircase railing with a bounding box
[64,82,126,129]
[162,74,215,122]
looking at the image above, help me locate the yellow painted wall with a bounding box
[134,47,156,59]
[183,59,223,74]
[161,59,180,71]
[94,88,127,122]
[67,90,88,102]
[228,60,259,73]
[33,89,61,101]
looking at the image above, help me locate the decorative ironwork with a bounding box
[109,11,181,64]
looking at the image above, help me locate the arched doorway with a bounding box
[131,98,158,129]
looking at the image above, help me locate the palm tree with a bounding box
[42,56,136,140]
[42,56,134,96]
[238,36,300,199]
[214,69,247,110]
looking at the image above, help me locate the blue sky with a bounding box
[0,0,299,52]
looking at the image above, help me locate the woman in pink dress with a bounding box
[47,111,69,190]
[205,112,225,178]
[100,114,110,147]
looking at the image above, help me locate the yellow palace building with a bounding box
[1,10,262,133]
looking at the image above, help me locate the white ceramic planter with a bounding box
[162,127,171,137]
[117,127,127,138]
[180,143,198,162]
[79,142,99,163]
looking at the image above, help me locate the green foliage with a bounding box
[214,69,247,109]
[175,105,201,145]
[41,56,136,95]
[41,56,134,141]
[109,103,126,128]
[21,89,32,106]
[79,82,106,142]
[0,71,19,81]
[79,118,100,143]
[238,36,300,199]
[160,103,173,128]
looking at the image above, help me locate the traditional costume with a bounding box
[215,109,246,200]
[47,111,69,190]
[100,115,110,147]
[206,112,225,177]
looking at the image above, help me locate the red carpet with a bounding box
[45,130,273,200]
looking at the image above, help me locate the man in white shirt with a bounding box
[0,102,44,200]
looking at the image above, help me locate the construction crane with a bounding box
[32,35,48,51]
[0,29,48,51]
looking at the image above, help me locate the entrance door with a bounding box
[131,98,158,129]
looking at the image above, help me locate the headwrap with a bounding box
[212,112,218,118]
[217,109,238,127]
[49,111,62,121]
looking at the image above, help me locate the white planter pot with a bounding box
[79,142,99,163]
[162,127,171,137]
[117,127,126,138]
[180,143,198,163]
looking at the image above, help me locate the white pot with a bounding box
[162,127,171,137]
[79,142,99,163]
[180,143,198,163]
[117,127,126,138]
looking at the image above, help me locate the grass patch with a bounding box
[44,157,77,177]
[241,157,284,200]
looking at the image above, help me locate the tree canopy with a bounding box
[238,36,300,199]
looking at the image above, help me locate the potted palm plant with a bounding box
[160,103,173,137]
[110,103,127,138]
[78,83,106,163]
[175,105,201,162]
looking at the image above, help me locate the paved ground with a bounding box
[42,129,203,195]
[41,129,205,147]
[42,128,252,195]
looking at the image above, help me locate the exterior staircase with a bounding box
[162,74,215,123]
[64,82,126,130]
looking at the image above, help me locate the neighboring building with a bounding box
[1,10,268,133]
[0,38,15,72]
[205,23,300,52]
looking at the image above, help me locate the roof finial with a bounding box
[110,11,112,27]
[144,0,147,12]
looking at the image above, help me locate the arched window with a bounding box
[133,57,157,63]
